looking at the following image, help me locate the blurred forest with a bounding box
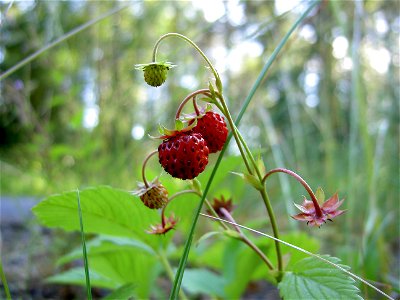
[0,0,399,298]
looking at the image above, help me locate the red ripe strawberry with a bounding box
[191,111,228,153]
[158,132,209,180]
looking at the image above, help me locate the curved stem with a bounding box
[152,33,220,85]
[262,168,323,218]
[220,208,274,270]
[142,150,158,188]
[175,89,211,119]
[192,96,200,116]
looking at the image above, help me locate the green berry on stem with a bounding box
[135,62,176,87]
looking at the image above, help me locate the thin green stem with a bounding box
[220,208,274,270]
[159,251,189,300]
[77,189,92,300]
[0,4,129,81]
[260,188,283,272]
[234,125,264,180]
[217,95,254,174]
[0,257,11,300]
[262,168,323,218]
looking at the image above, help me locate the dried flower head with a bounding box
[292,193,345,227]
[147,215,178,235]
[133,179,169,209]
[207,195,234,219]
[135,62,176,87]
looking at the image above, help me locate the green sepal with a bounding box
[231,172,264,191]
[223,229,241,240]
[191,179,202,195]
[209,81,217,99]
[149,119,198,139]
[215,76,223,93]
[175,119,184,131]
[195,231,222,246]
[315,187,325,204]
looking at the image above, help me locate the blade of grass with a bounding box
[0,258,11,300]
[77,189,92,300]
[0,4,130,81]
[346,0,363,264]
[169,1,321,299]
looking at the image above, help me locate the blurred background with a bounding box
[1,0,399,298]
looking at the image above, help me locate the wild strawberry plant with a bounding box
[32,2,394,299]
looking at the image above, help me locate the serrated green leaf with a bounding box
[103,283,136,300]
[315,187,325,204]
[182,268,226,297]
[32,186,160,246]
[278,256,363,300]
[88,248,159,298]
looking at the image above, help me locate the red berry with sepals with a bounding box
[158,132,209,180]
[191,111,228,153]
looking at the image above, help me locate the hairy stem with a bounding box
[175,89,211,119]
[142,150,158,188]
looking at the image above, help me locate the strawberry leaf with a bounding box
[278,255,363,300]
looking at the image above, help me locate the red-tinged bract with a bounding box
[147,215,178,235]
[291,193,345,227]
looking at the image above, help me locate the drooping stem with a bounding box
[219,208,274,270]
[152,33,221,87]
[262,168,323,218]
[142,150,158,188]
[192,96,200,116]
[175,89,212,119]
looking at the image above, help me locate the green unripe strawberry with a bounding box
[135,62,176,87]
